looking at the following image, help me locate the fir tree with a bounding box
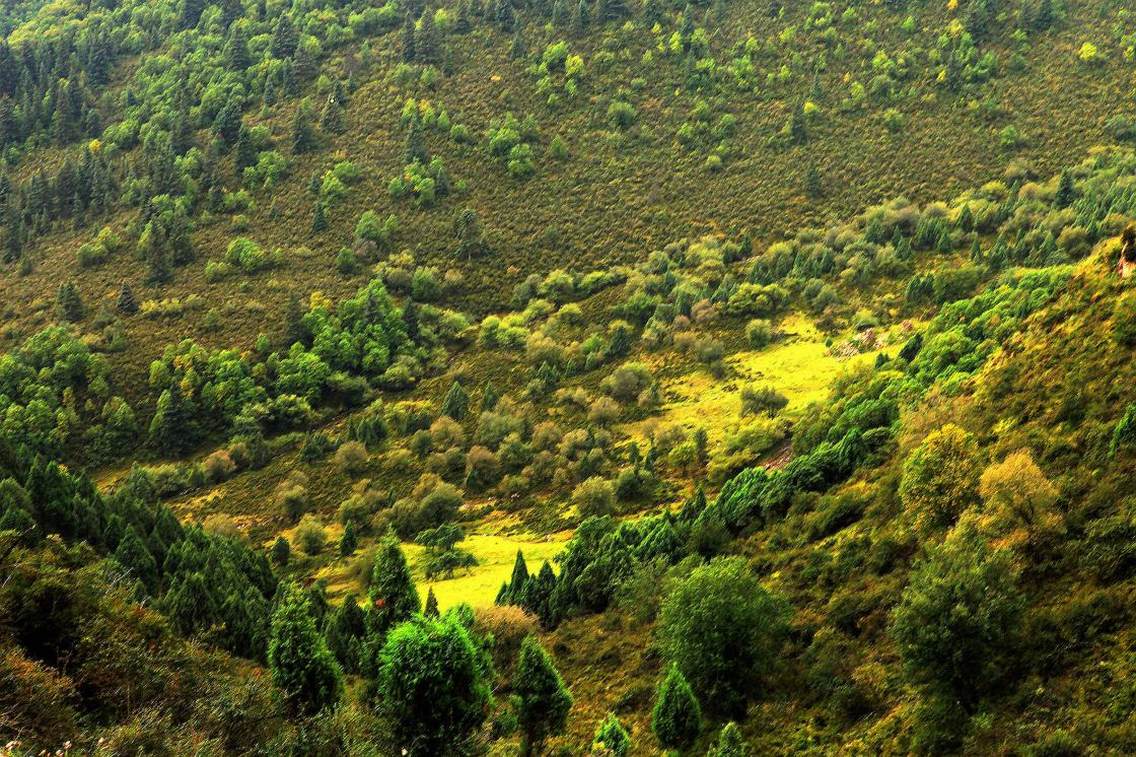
[235,125,257,171]
[592,713,631,757]
[324,592,367,673]
[113,525,158,592]
[140,221,173,284]
[368,534,420,640]
[180,0,206,29]
[453,206,485,260]
[1055,169,1076,208]
[291,100,319,154]
[440,380,470,420]
[495,0,516,31]
[213,95,243,145]
[220,0,242,28]
[552,0,568,26]
[510,24,528,60]
[320,91,346,134]
[339,521,358,556]
[292,43,317,83]
[417,7,441,63]
[708,722,750,756]
[270,14,299,59]
[424,586,440,617]
[651,664,702,749]
[481,381,500,412]
[267,583,343,715]
[271,535,291,566]
[514,635,572,756]
[148,382,196,454]
[402,13,417,61]
[312,201,327,233]
[404,117,429,164]
[56,281,83,322]
[571,0,589,35]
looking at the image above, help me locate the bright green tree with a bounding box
[376,616,491,756]
[267,584,343,715]
[514,635,572,756]
[707,722,750,757]
[652,663,702,749]
[368,534,420,640]
[592,712,631,757]
[658,557,789,717]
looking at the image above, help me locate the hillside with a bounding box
[3,0,1136,753]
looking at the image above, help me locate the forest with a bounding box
[2,0,1136,753]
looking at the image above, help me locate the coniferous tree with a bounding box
[220,0,242,28]
[324,593,367,673]
[113,525,158,592]
[339,521,358,556]
[502,549,529,604]
[235,125,257,171]
[270,14,299,58]
[267,583,343,716]
[424,586,440,617]
[514,635,572,756]
[291,100,319,154]
[312,201,327,233]
[417,7,441,63]
[440,380,470,420]
[375,616,491,756]
[368,534,420,641]
[481,381,500,412]
[495,0,516,31]
[293,42,318,83]
[510,24,528,60]
[652,664,702,749]
[213,95,243,146]
[224,24,252,71]
[526,561,557,628]
[140,221,173,284]
[116,281,138,315]
[571,0,589,34]
[271,535,291,565]
[320,91,346,134]
[1055,169,1076,208]
[402,13,417,61]
[708,722,750,757]
[552,0,569,26]
[404,117,429,164]
[149,383,197,454]
[283,292,307,347]
[181,0,206,29]
[593,713,631,757]
[56,281,83,322]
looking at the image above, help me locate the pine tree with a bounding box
[235,125,257,171]
[312,201,327,233]
[592,713,631,757]
[224,24,252,71]
[368,534,420,640]
[220,0,242,28]
[113,525,158,592]
[440,380,470,420]
[56,281,84,322]
[510,24,528,60]
[502,549,529,604]
[417,7,441,63]
[339,521,358,556]
[291,100,319,154]
[267,583,343,715]
[571,0,589,35]
[283,292,307,347]
[481,381,500,412]
[293,43,318,83]
[495,0,516,31]
[526,561,558,628]
[318,96,343,138]
[270,14,299,59]
[213,95,243,146]
[453,207,485,260]
[805,163,822,198]
[140,221,173,284]
[180,0,206,29]
[641,0,662,27]
[552,0,568,26]
[424,586,440,617]
[402,13,417,61]
[652,664,702,749]
[149,383,196,454]
[404,117,429,164]
[1055,169,1076,208]
[514,635,572,756]
[271,535,291,565]
[324,592,367,673]
[707,722,750,757]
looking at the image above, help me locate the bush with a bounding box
[740,385,789,417]
[294,514,327,555]
[571,477,615,517]
[745,319,773,349]
[1113,292,1136,346]
[890,525,1024,707]
[658,557,789,717]
[335,441,370,476]
[607,100,637,130]
[474,605,539,671]
[899,424,979,534]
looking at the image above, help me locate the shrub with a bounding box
[592,713,631,757]
[658,557,789,716]
[1112,292,1136,346]
[474,605,539,670]
[607,100,637,129]
[745,318,773,349]
[335,440,370,476]
[651,664,702,749]
[899,424,979,534]
[740,385,789,417]
[202,450,237,483]
[294,514,327,555]
[890,525,1024,710]
[571,476,615,517]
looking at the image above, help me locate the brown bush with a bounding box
[474,605,539,672]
